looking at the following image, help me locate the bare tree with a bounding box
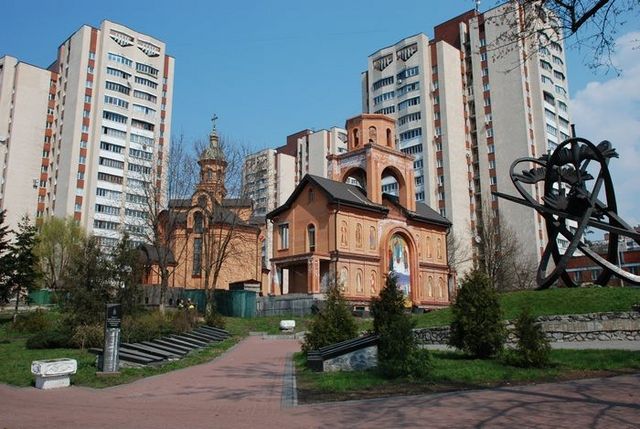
[486,0,638,72]
[138,134,197,312]
[193,136,261,315]
[447,230,472,276]
[475,205,537,291]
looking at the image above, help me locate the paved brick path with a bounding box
[1,337,639,428]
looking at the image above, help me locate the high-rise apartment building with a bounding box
[0,56,53,230]
[0,21,174,246]
[362,2,571,272]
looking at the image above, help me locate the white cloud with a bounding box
[571,31,640,227]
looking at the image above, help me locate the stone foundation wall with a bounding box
[323,345,378,372]
[414,311,640,345]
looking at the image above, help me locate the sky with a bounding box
[1,0,639,223]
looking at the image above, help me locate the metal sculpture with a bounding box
[493,137,640,289]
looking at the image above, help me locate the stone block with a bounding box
[280,320,296,332]
[323,345,378,372]
[31,358,77,390]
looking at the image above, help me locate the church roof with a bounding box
[200,129,226,162]
[383,194,451,227]
[267,174,451,228]
[138,243,176,265]
[168,198,191,208]
[267,174,388,219]
[222,198,253,208]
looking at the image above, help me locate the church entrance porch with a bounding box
[271,255,331,296]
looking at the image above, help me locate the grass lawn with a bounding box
[413,286,640,328]
[295,349,640,403]
[223,315,312,337]
[0,311,306,388]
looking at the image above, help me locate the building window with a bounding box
[106,67,131,80]
[372,76,394,90]
[398,111,421,126]
[105,80,130,95]
[399,127,422,141]
[136,63,159,77]
[308,188,314,203]
[397,96,420,110]
[373,90,395,105]
[558,100,568,112]
[307,224,316,252]
[194,212,203,233]
[193,238,202,276]
[108,52,133,67]
[279,224,289,250]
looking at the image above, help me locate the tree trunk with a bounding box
[12,286,19,323]
[159,268,169,314]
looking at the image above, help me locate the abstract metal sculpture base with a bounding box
[494,137,640,289]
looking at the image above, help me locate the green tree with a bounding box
[371,274,430,379]
[0,210,13,303]
[302,279,358,354]
[510,306,551,368]
[449,269,505,358]
[34,217,85,290]
[8,216,39,318]
[62,236,115,325]
[111,233,144,316]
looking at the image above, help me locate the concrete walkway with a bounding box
[0,337,638,428]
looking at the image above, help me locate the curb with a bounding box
[281,352,298,408]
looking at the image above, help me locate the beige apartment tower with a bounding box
[0,21,174,246]
[362,2,571,273]
[0,56,53,231]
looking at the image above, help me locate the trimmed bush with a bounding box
[449,269,505,358]
[371,274,431,379]
[302,279,358,354]
[26,324,73,349]
[121,311,172,344]
[171,308,199,333]
[508,307,551,368]
[11,309,53,334]
[205,307,225,329]
[70,324,104,349]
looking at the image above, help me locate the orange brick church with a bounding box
[267,114,453,308]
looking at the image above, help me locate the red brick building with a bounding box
[267,114,453,308]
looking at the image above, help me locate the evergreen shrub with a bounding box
[302,279,358,354]
[508,306,551,367]
[449,269,505,358]
[371,274,431,379]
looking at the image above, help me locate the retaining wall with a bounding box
[414,311,640,344]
